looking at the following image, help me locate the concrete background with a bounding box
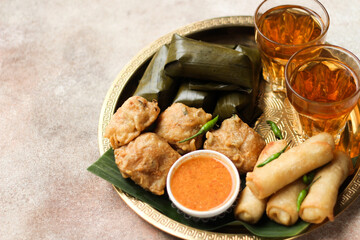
[1,0,359,239]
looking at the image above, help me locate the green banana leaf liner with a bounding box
[133,44,179,110]
[172,81,217,113]
[87,148,311,238]
[164,34,254,90]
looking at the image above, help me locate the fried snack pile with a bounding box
[105,95,353,227]
[104,96,266,196]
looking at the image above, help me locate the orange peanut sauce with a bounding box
[170,156,233,211]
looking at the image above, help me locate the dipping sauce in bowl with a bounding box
[167,150,240,218]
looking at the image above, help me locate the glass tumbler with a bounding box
[255,0,330,92]
[285,44,360,143]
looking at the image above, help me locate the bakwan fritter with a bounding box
[114,133,181,195]
[155,103,212,154]
[204,115,265,174]
[104,96,160,148]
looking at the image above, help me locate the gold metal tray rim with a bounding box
[98,16,360,240]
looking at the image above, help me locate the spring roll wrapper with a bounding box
[304,132,335,148]
[266,179,306,226]
[235,140,287,224]
[246,133,335,199]
[299,150,353,224]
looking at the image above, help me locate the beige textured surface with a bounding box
[1,0,359,239]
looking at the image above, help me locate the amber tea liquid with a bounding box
[256,5,327,91]
[288,59,359,140]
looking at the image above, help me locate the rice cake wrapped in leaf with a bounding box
[133,44,178,110]
[234,45,262,124]
[188,80,252,93]
[155,102,212,154]
[165,34,254,90]
[212,92,250,122]
[173,81,217,113]
[210,44,262,124]
[235,44,261,77]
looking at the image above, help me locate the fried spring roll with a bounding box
[299,150,353,224]
[235,140,287,224]
[266,179,306,226]
[246,133,335,199]
[302,132,335,149]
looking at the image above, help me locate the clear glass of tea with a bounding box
[254,0,330,92]
[285,44,360,143]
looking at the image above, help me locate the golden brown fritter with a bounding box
[154,103,212,154]
[114,132,180,195]
[104,96,160,148]
[204,115,265,174]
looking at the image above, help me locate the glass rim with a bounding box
[254,0,330,48]
[285,44,360,107]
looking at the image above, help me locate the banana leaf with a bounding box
[165,34,254,90]
[227,218,310,238]
[213,92,251,122]
[188,80,252,93]
[133,44,178,110]
[173,81,217,113]
[87,148,312,237]
[218,44,238,49]
[234,44,263,124]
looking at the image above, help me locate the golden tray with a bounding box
[98,16,360,240]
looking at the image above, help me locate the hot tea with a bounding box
[285,45,360,142]
[288,59,358,138]
[255,1,329,91]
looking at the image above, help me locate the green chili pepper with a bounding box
[267,120,283,140]
[297,176,321,211]
[302,171,316,185]
[256,142,290,167]
[296,189,307,212]
[178,115,219,143]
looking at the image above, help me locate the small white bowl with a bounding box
[166,150,240,218]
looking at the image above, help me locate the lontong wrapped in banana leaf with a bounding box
[237,44,262,124]
[212,45,262,124]
[213,92,250,122]
[133,44,178,110]
[164,34,254,90]
[172,81,217,113]
[188,80,252,93]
